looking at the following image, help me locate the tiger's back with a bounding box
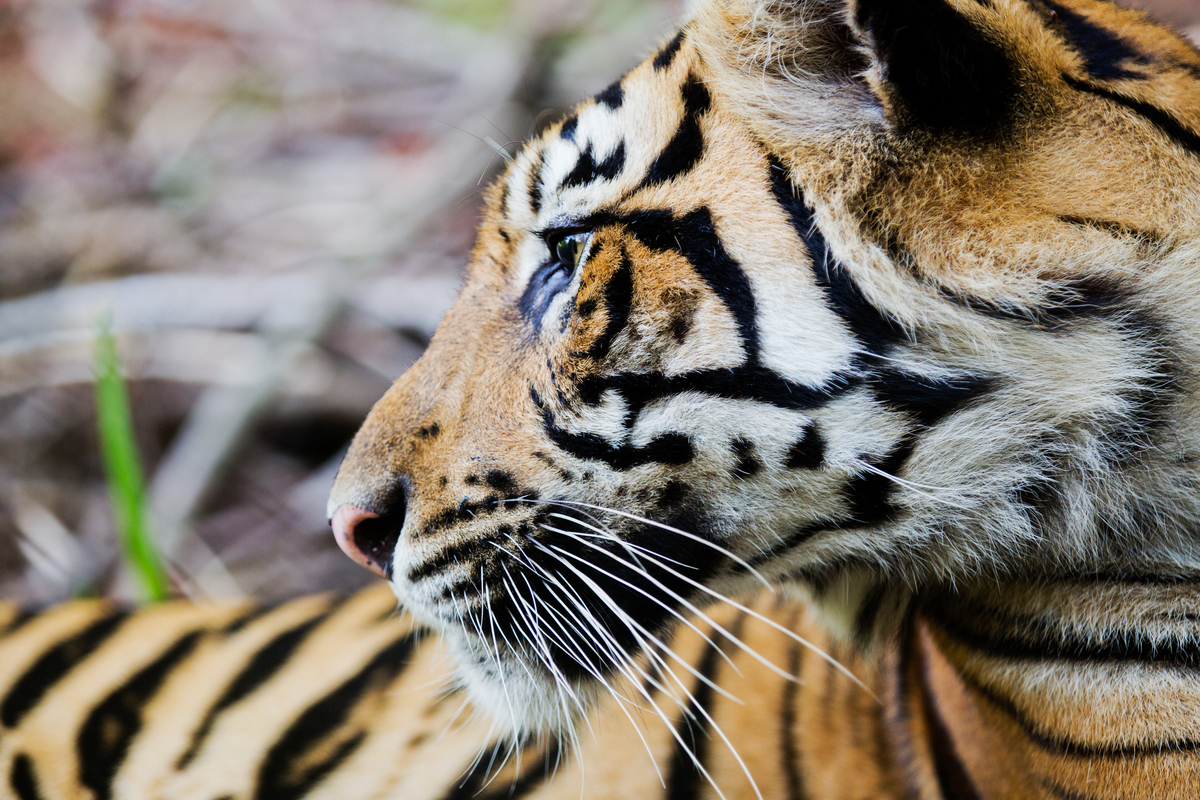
[1,588,896,800]
[6,581,1200,799]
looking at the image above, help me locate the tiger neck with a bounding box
[886,577,1200,800]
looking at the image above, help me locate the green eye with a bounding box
[554,232,590,273]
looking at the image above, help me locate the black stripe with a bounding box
[640,74,710,188]
[1,610,127,728]
[855,0,1019,134]
[595,79,624,110]
[579,364,852,416]
[1042,0,1149,81]
[409,538,485,583]
[664,615,742,800]
[937,275,1130,329]
[1074,572,1200,585]
[785,425,826,470]
[927,597,1200,672]
[914,631,985,800]
[2,610,34,637]
[1057,215,1160,243]
[926,601,1200,758]
[559,141,626,190]
[9,755,43,800]
[1066,76,1200,157]
[1039,777,1103,800]
[583,245,633,359]
[220,604,272,636]
[843,437,916,527]
[746,523,827,569]
[853,583,890,647]
[947,648,1200,759]
[177,614,327,768]
[527,149,545,215]
[731,437,763,478]
[653,30,686,71]
[768,158,905,355]
[419,491,535,539]
[560,114,578,142]
[623,207,759,356]
[869,368,993,428]
[78,632,202,800]
[534,386,695,470]
[436,738,563,800]
[780,633,808,800]
[255,634,417,800]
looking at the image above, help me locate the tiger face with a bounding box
[328,0,1200,736]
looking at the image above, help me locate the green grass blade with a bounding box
[94,325,170,602]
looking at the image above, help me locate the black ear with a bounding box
[853,0,1021,134]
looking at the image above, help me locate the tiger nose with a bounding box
[330,501,404,579]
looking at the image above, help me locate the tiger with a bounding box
[4,0,1200,797]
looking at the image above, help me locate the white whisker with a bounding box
[531,499,771,588]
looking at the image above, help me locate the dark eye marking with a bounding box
[518,262,573,324]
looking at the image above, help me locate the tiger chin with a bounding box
[328,0,1200,746]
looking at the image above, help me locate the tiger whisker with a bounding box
[852,460,972,509]
[544,511,695,572]
[523,562,723,797]
[504,544,712,789]
[540,514,736,662]
[535,499,771,588]
[536,512,871,696]
[500,567,583,725]
[496,575,584,779]
[538,520,800,687]
[527,541,751,800]
[512,571,668,786]
[535,522,747,699]
[529,534,751,715]
[481,568,522,742]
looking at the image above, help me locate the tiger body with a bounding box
[6,0,1200,797]
[5,582,1200,799]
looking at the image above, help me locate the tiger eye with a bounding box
[555,233,589,272]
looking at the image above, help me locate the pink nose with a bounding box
[330,504,396,578]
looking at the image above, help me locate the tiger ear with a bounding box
[692,0,1025,137]
[850,0,1022,134]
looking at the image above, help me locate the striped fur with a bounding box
[7,0,1200,797]
[7,583,1200,797]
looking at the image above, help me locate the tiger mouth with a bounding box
[399,508,729,686]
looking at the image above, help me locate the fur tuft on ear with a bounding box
[851,0,1022,133]
[692,0,1031,147]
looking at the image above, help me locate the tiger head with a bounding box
[328,0,1200,736]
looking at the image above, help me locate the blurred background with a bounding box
[1,0,1197,604]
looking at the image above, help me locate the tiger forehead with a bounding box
[500,32,702,235]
